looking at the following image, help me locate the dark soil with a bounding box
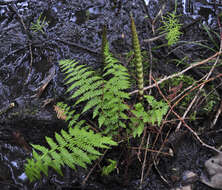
[0,0,222,189]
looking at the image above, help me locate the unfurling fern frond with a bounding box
[101,24,108,64]
[101,159,117,176]
[130,14,144,100]
[25,122,117,182]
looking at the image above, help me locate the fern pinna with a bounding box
[25,118,117,182]
[59,43,130,134]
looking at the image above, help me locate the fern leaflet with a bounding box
[25,122,117,182]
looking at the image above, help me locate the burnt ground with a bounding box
[0,0,222,189]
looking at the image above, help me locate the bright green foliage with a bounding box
[130,14,144,100]
[100,43,130,133]
[144,95,169,126]
[59,43,130,134]
[130,96,169,137]
[101,159,117,176]
[25,37,169,182]
[25,122,117,182]
[59,59,104,105]
[30,13,48,34]
[130,103,147,137]
[160,12,182,46]
[59,59,104,113]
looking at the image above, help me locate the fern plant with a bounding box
[130,95,169,137]
[30,13,48,34]
[25,115,117,182]
[25,24,169,182]
[59,43,130,134]
[160,12,182,46]
[101,159,117,176]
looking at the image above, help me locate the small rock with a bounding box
[171,184,192,190]
[182,171,198,184]
[200,153,222,189]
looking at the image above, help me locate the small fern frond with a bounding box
[130,103,146,137]
[101,159,117,176]
[130,14,144,100]
[130,96,169,137]
[25,124,117,182]
[97,43,130,133]
[59,59,104,115]
[145,95,169,126]
[160,12,182,46]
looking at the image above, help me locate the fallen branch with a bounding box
[151,75,221,154]
[129,51,222,95]
[176,15,222,130]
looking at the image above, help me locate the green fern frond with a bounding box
[97,42,130,133]
[25,123,117,182]
[160,12,182,46]
[145,95,168,126]
[130,103,146,137]
[130,14,144,100]
[101,159,117,176]
[59,59,104,115]
[130,96,169,137]
[59,43,131,135]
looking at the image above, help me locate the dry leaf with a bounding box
[54,105,67,120]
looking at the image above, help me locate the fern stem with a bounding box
[130,14,144,100]
[101,24,108,65]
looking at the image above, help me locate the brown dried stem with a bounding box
[151,75,221,154]
[129,51,222,96]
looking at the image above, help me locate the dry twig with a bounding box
[151,75,221,154]
[176,15,222,131]
[129,51,222,95]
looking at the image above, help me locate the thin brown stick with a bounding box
[139,133,150,189]
[153,160,170,186]
[137,127,147,162]
[129,51,222,95]
[152,75,221,154]
[82,149,108,186]
[176,17,222,130]
[143,33,166,43]
[130,146,171,156]
[211,100,222,128]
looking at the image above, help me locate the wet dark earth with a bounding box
[0,0,222,189]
